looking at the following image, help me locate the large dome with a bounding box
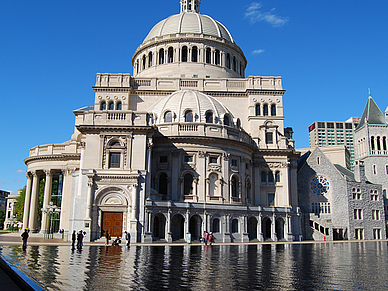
[143,12,234,44]
[149,90,234,125]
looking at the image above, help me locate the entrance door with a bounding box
[103,212,123,237]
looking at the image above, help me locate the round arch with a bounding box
[153,213,166,241]
[248,216,257,241]
[171,213,185,241]
[262,216,272,241]
[276,217,285,241]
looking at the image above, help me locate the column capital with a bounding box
[44,169,53,176]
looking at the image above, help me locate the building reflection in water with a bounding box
[1,242,388,290]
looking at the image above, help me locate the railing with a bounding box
[179,124,198,131]
[180,80,198,87]
[371,150,388,155]
[107,113,126,120]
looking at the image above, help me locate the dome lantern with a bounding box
[180,0,200,13]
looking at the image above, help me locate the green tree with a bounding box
[14,180,45,226]
[0,209,5,229]
[14,186,26,222]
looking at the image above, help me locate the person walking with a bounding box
[71,230,76,249]
[21,229,29,250]
[125,231,130,247]
[208,232,213,245]
[77,230,84,249]
[105,230,110,246]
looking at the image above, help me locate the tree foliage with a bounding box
[0,210,5,229]
[14,180,45,224]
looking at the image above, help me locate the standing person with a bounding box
[204,231,208,245]
[105,230,110,246]
[208,232,213,245]
[77,230,84,249]
[21,229,29,250]
[125,231,130,247]
[71,230,76,249]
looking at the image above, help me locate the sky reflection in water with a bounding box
[1,242,388,290]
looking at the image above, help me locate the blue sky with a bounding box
[1,0,388,194]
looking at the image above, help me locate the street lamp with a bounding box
[41,201,61,239]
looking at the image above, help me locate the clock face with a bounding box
[310,176,329,195]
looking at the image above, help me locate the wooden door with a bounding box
[103,212,123,237]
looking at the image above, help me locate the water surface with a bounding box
[1,242,388,290]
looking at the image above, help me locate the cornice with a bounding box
[76,125,156,134]
[24,154,81,165]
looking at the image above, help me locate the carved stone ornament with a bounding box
[198,151,206,158]
[230,165,239,173]
[208,165,221,172]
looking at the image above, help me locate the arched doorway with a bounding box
[189,215,202,240]
[248,216,258,241]
[276,218,285,241]
[153,213,166,241]
[171,214,185,241]
[262,217,272,241]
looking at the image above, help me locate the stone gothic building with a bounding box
[22,0,302,243]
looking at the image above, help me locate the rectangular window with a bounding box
[160,156,168,163]
[372,210,380,220]
[345,123,352,129]
[231,159,238,166]
[354,209,363,220]
[386,165,388,174]
[373,229,381,239]
[109,153,120,168]
[318,122,325,128]
[268,193,275,207]
[373,165,377,174]
[266,132,273,144]
[355,228,364,240]
[336,123,344,129]
[184,155,193,163]
[209,156,218,164]
[327,122,334,128]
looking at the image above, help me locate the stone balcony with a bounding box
[155,122,255,146]
[94,74,283,92]
[75,110,152,127]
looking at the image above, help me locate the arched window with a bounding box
[168,47,174,63]
[231,176,238,198]
[271,104,276,116]
[212,218,220,233]
[215,50,220,65]
[142,55,146,70]
[206,111,213,123]
[182,46,188,62]
[383,189,387,198]
[183,173,193,195]
[226,53,231,69]
[236,119,241,128]
[100,102,106,110]
[136,61,139,73]
[164,111,172,123]
[232,56,236,72]
[261,171,267,185]
[224,115,230,126]
[159,48,164,64]
[268,172,274,185]
[148,52,153,67]
[185,110,193,122]
[377,136,381,150]
[206,48,211,64]
[255,104,260,116]
[116,102,122,110]
[275,171,280,183]
[383,137,387,151]
[192,46,198,62]
[108,102,114,110]
[371,136,375,151]
[232,219,239,233]
[263,104,269,116]
[159,173,168,197]
[240,62,243,76]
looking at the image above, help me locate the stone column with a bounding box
[242,215,249,242]
[223,214,231,243]
[167,209,172,243]
[258,213,263,241]
[85,173,95,221]
[41,169,53,234]
[23,172,33,230]
[130,184,138,242]
[272,213,277,242]
[28,171,40,232]
[185,209,190,241]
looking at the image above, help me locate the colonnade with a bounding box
[23,168,72,233]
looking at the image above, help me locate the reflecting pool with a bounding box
[1,242,388,290]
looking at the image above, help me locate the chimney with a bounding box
[354,160,366,183]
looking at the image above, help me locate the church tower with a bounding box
[354,92,388,199]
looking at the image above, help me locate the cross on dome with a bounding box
[180,0,200,13]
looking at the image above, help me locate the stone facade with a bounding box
[22,1,302,243]
[298,147,386,240]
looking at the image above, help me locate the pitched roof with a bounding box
[356,94,386,130]
[333,164,355,181]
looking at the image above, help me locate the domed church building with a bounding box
[23,0,302,243]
